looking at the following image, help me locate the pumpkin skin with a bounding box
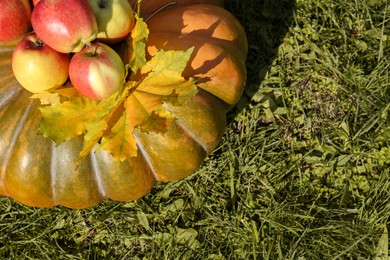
[129,0,224,17]
[0,0,247,208]
[145,4,247,106]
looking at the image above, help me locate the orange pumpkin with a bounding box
[0,0,247,208]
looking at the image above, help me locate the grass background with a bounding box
[1,0,389,259]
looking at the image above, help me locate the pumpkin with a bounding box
[0,0,247,208]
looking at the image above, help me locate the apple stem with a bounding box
[98,0,107,9]
[84,41,96,55]
[33,38,44,48]
[92,45,100,56]
[84,43,99,57]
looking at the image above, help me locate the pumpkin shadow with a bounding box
[224,0,296,121]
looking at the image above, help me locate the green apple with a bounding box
[12,33,71,93]
[69,42,125,100]
[87,0,135,44]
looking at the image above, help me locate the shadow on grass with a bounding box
[225,0,296,119]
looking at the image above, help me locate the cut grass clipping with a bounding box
[1,0,389,259]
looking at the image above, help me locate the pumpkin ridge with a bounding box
[163,100,223,154]
[0,86,21,112]
[2,99,34,194]
[172,116,209,153]
[163,90,227,153]
[0,73,17,89]
[134,133,162,182]
[0,71,22,111]
[134,121,208,181]
[91,149,155,202]
[174,122,210,158]
[89,149,107,199]
[49,142,58,204]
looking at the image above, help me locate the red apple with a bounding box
[12,33,71,93]
[32,0,40,6]
[69,42,125,100]
[0,0,31,46]
[31,0,98,53]
[87,0,135,44]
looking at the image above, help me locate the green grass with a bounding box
[1,0,389,259]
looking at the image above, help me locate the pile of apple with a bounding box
[1,0,135,100]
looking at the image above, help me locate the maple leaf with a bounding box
[31,91,61,106]
[124,13,148,73]
[30,82,79,105]
[99,48,198,161]
[99,108,137,160]
[39,93,123,163]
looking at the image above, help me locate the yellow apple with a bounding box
[12,33,71,93]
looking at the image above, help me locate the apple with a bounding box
[12,33,71,93]
[69,42,125,100]
[87,0,135,44]
[0,0,31,46]
[32,0,40,6]
[31,0,98,53]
